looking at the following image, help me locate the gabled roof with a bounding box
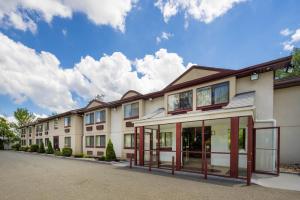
[120,90,142,100]
[85,99,108,109]
[164,65,235,89]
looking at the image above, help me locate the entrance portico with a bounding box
[134,106,255,183]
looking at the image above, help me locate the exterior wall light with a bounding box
[250,72,259,81]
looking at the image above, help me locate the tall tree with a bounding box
[0,117,17,148]
[275,48,300,80]
[13,108,35,127]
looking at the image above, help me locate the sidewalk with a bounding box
[252,173,300,191]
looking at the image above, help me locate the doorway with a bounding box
[53,136,59,150]
[182,126,211,171]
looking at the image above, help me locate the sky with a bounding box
[0,0,300,120]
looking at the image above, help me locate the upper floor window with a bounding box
[85,113,94,125]
[95,110,106,123]
[54,118,58,129]
[196,82,229,108]
[37,124,43,132]
[28,127,32,133]
[45,122,49,131]
[124,102,139,119]
[21,128,25,134]
[168,90,193,112]
[64,116,71,127]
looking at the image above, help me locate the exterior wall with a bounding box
[110,106,123,158]
[144,96,164,115]
[172,68,219,85]
[274,86,300,164]
[82,108,110,157]
[164,76,236,115]
[236,71,274,121]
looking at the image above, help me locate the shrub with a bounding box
[62,147,72,157]
[12,143,20,151]
[20,146,29,151]
[38,142,45,153]
[74,153,84,158]
[30,144,39,152]
[105,139,116,161]
[98,156,106,161]
[46,141,54,154]
[54,149,62,156]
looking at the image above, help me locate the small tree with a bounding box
[105,139,116,161]
[38,141,45,153]
[46,140,54,154]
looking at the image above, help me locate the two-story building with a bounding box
[19,55,300,182]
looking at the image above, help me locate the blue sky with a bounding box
[0,0,300,119]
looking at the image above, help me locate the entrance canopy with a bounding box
[135,106,255,127]
[135,91,255,127]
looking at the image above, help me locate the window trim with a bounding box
[123,133,135,149]
[85,112,95,125]
[95,110,106,124]
[124,102,139,120]
[167,90,193,114]
[196,81,229,110]
[95,135,106,148]
[85,136,95,148]
[64,116,71,127]
[64,136,71,148]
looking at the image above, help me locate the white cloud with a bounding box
[62,29,67,36]
[280,28,293,36]
[0,0,136,33]
[156,31,173,44]
[0,33,189,113]
[281,28,300,51]
[155,0,246,24]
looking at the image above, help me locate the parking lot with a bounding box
[0,151,299,200]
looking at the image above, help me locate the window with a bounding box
[64,137,71,147]
[95,110,106,123]
[96,135,106,148]
[85,113,94,125]
[45,138,49,146]
[64,116,71,127]
[168,90,193,112]
[160,132,172,148]
[124,134,134,148]
[21,128,25,134]
[54,118,58,129]
[29,127,32,133]
[45,122,49,131]
[124,102,139,119]
[37,124,43,132]
[196,82,229,108]
[228,128,246,150]
[85,136,94,147]
[36,139,40,146]
[29,139,32,146]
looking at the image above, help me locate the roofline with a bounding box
[20,56,292,127]
[120,90,142,100]
[274,77,300,89]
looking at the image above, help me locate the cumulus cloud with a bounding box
[156,31,173,44]
[0,0,136,33]
[281,28,300,51]
[155,0,246,24]
[280,28,293,36]
[0,33,189,113]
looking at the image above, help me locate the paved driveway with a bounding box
[0,151,300,200]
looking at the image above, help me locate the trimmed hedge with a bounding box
[74,153,84,158]
[12,143,21,151]
[62,147,72,157]
[20,146,29,151]
[54,150,62,156]
[30,144,39,152]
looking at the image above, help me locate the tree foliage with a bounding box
[105,139,116,161]
[46,140,54,154]
[13,108,35,127]
[275,48,300,80]
[0,117,18,145]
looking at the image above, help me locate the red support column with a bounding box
[201,121,205,174]
[176,123,182,170]
[156,125,160,168]
[230,117,239,178]
[139,126,144,166]
[134,127,137,166]
[247,116,254,185]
